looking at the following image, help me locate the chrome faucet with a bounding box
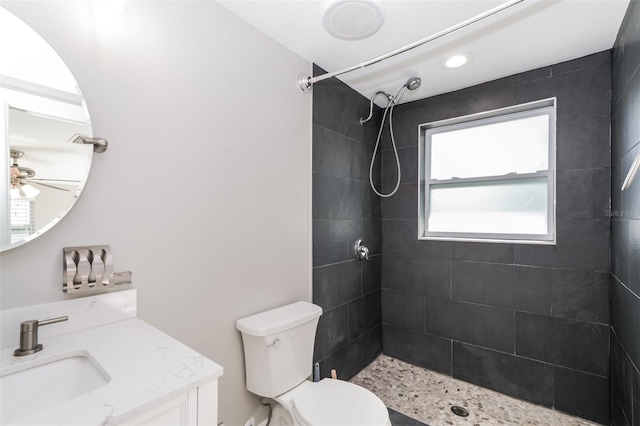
[14,316,68,356]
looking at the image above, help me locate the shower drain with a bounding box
[451,405,470,417]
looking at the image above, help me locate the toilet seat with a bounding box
[289,379,389,426]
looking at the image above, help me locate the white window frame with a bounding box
[418,98,556,244]
[10,198,35,243]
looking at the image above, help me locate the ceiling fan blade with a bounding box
[29,178,81,183]
[30,181,71,192]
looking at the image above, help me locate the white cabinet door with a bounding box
[118,379,217,426]
[196,380,218,426]
[125,391,197,425]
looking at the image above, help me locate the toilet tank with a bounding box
[236,301,322,398]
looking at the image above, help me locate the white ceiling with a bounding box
[1,7,92,185]
[219,0,630,105]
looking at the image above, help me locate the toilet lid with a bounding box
[292,379,388,426]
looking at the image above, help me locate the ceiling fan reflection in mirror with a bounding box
[9,149,74,199]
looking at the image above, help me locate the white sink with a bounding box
[0,353,110,424]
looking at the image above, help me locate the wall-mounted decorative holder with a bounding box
[63,245,132,294]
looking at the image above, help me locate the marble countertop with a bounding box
[1,317,223,425]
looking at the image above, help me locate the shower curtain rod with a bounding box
[297,0,524,92]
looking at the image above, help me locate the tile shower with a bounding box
[610,1,640,425]
[312,63,384,380]
[378,51,612,425]
[352,355,600,426]
[313,5,640,422]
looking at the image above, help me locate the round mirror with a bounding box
[1,7,93,252]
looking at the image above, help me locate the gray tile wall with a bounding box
[611,2,640,425]
[380,52,612,424]
[312,65,383,380]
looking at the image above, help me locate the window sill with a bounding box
[418,235,557,245]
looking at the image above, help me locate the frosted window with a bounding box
[428,178,548,235]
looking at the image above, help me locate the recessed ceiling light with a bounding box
[322,0,385,41]
[441,53,473,69]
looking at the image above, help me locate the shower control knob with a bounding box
[355,239,370,261]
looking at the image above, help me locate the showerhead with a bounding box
[405,77,421,91]
[388,76,421,105]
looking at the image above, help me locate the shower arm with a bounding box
[360,84,412,124]
[360,91,393,125]
[298,0,524,92]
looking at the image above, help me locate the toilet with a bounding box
[236,301,391,426]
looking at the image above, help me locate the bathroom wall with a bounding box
[380,52,612,424]
[611,1,640,424]
[0,2,311,425]
[311,65,383,380]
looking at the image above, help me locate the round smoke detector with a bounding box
[322,0,385,40]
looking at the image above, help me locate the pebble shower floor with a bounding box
[350,355,600,426]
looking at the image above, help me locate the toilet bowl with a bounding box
[237,302,390,426]
[275,378,390,426]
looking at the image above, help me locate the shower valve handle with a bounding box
[355,239,369,261]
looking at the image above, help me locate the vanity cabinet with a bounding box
[0,291,224,426]
[118,379,218,426]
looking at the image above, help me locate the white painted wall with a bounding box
[0,2,312,424]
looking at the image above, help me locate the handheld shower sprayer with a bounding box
[360,76,421,198]
[405,76,422,91]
